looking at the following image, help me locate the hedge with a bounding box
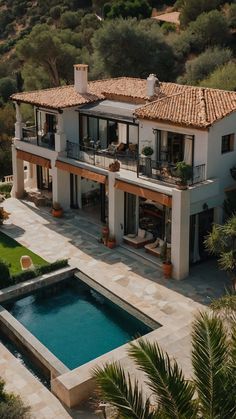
[0,259,69,289]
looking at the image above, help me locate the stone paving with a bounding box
[0,198,230,417]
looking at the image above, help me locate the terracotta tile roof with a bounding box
[152,11,180,25]
[135,84,236,129]
[11,78,157,108]
[11,85,104,110]
[11,78,236,128]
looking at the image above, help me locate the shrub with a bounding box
[200,61,236,91]
[161,22,176,34]
[9,259,69,287]
[226,3,236,29]
[50,5,62,20]
[177,0,224,27]
[141,146,153,156]
[178,47,232,85]
[60,11,80,29]
[188,10,230,52]
[0,259,11,288]
[0,378,30,419]
[0,183,12,194]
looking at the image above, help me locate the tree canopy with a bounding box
[92,18,176,80]
[177,0,226,26]
[94,311,236,418]
[200,61,236,91]
[16,24,81,87]
[104,0,152,19]
[178,47,232,85]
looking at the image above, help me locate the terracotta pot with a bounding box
[107,239,116,249]
[52,208,63,218]
[102,226,109,236]
[163,262,172,279]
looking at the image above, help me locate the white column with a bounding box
[171,188,190,280]
[52,166,70,209]
[14,102,23,140]
[55,113,66,153]
[11,145,24,198]
[108,172,124,243]
[77,175,82,208]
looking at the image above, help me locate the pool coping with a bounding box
[0,267,77,380]
[0,266,163,407]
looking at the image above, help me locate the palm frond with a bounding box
[92,362,156,419]
[128,339,196,419]
[191,312,230,418]
[218,250,236,271]
[210,292,236,325]
[204,224,225,255]
[222,326,236,419]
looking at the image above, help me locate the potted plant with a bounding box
[141,146,153,157]
[102,225,109,245]
[52,202,63,218]
[109,160,120,172]
[160,240,172,279]
[0,207,10,225]
[107,235,116,249]
[175,161,192,190]
[141,146,153,177]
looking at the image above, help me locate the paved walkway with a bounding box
[0,342,71,419]
[0,198,230,417]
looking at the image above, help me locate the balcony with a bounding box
[22,126,55,150]
[138,158,206,186]
[66,141,137,172]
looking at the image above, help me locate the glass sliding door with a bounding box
[99,119,107,149]
[70,174,78,209]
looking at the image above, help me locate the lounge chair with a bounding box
[123,230,153,248]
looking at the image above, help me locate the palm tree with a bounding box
[204,214,236,290]
[93,312,236,419]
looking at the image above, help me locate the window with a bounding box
[221,134,234,154]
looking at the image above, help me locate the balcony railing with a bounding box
[67,141,137,172]
[22,126,55,150]
[138,158,206,186]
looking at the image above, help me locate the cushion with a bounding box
[117,142,126,152]
[158,239,164,247]
[129,144,137,152]
[138,228,146,239]
[127,233,136,238]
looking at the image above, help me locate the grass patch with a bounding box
[0,231,47,275]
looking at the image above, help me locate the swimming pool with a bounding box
[3,278,152,370]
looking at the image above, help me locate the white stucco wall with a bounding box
[62,107,79,144]
[207,112,236,193]
[139,119,209,168]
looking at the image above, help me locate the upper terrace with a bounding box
[11,64,236,189]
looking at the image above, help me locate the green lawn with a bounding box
[0,231,47,275]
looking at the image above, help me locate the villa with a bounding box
[11,64,236,280]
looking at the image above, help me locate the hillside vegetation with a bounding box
[0,0,235,178]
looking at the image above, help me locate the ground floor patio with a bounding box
[0,198,231,416]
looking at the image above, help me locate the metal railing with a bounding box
[22,126,55,150]
[138,158,206,186]
[66,141,138,172]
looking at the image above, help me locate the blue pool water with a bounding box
[4,279,152,369]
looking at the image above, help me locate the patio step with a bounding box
[119,243,163,269]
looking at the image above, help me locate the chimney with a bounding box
[74,64,88,94]
[147,74,159,98]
